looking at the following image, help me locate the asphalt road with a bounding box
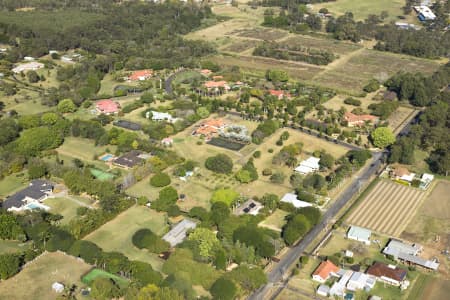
[249,151,384,300]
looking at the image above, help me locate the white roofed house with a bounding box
[162,219,197,247]
[295,157,320,175]
[383,239,439,270]
[280,192,313,209]
[347,226,371,245]
[346,272,376,291]
[12,62,44,73]
[146,111,179,124]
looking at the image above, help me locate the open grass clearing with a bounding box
[82,268,128,288]
[0,251,92,300]
[125,176,161,201]
[84,205,168,271]
[0,173,28,198]
[309,0,407,23]
[313,49,441,94]
[281,35,361,56]
[98,73,118,95]
[56,137,117,164]
[258,209,289,232]
[232,27,287,41]
[409,276,450,300]
[322,94,378,111]
[211,54,323,81]
[347,179,426,237]
[0,240,30,254]
[44,197,89,225]
[221,39,259,54]
[386,106,417,135]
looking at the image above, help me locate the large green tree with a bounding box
[371,127,395,148]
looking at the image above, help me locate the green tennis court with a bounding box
[81,269,129,288]
[90,168,115,181]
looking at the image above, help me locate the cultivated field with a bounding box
[0,251,92,300]
[347,180,426,237]
[281,35,361,56]
[221,39,258,54]
[84,205,168,271]
[313,49,440,94]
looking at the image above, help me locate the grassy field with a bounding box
[258,209,289,232]
[44,197,91,225]
[0,251,92,300]
[386,106,416,134]
[347,179,426,237]
[281,35,361,56]
[0,173,28,198]
[313,49,440,94]
[309,0,406,22]
[409,276,450,300]
[81,268,128,288]
[84,205,168,271]
[56,137,117,165]
[322,94,378,111]
[0,240,29,254]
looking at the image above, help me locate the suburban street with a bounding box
[248,150,384,300]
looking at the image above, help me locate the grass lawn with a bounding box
[0,173,28,198]
[98,73,118,95]
[310,0,406,23]
[82,268,129,288]
[0,251,92,300]
[126,176,162,201]
[287,258,322,297]
[258,209,289,232]
[57,137,117,165]
[84,205,168,271]
[44,197,89,225]
[0,240,30,254]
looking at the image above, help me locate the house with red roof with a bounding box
[127,69,153,81]
[200,69,212,76]
[193,118,227,140]
[96,99,121,115]
[344,112,379,127]
[312,260,340,283]
[366,262,407,286]
[204,81,230,91]
[269,89,291,100]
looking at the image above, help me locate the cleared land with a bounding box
[44,197,93,225]
[0,173,27,198]
[0,240,29,254]
[347,180,425,237]
[258,209,289,232]
[386,106,416,135]
[313,49,439,92]
[0,251,92,300]
[313,49,440,94]
[84,205,168,271]
[56,137,117,166]
[281,35,361,56]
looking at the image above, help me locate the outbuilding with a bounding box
[347,225,371,245]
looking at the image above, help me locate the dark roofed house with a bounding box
[2,180,53,212]
[113,150,151,169]
[366,262,407,286]
[114,120,142,131]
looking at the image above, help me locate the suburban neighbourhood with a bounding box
[0,1,448,300]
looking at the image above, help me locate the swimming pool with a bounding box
[100,154,114,161]
[24,202,50,211]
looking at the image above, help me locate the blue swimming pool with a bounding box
[100,154,113,161]
[25,202,49,211]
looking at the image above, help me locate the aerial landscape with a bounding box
[0,0,449,299]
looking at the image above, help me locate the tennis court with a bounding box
[81,268,129,288]
[90,168,115,181]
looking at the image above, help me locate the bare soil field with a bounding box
[0,251,92,300]
[211,54,323,80]
[347,179,426,237]
[231,28,288,41]
[416,278,450,300]
[314,49,440,94]
[221,39,259,53]
[281,35,361,56]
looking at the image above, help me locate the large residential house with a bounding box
[95,99,121,115]
[2,180,54,212]
[127,69,153,81]
[203,80,230,91]
[12,62,44,73]
[113,150,151,169]
[295,157,320,175]
[312,260,340,283]
[193,118,227,140]
[162,219,197,247]
[366,262,407,286]
[146,111,179,123]
[344,112,379,127]
[383,239,439,270]
[269,89,291,100]
[414,5,436,21]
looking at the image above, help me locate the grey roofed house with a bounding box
[162,219,197,247]
[347,225,372,245]
[113,150,145,169]
[2,180,53,211]
[113,120,142,131]
[383,239,439,270]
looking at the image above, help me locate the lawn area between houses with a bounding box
[84,205,168,271]
[56,137,117,165]
[44,197,92,225]
[0,173,28,198]
[0,251,92,300]
[258,209,289,232]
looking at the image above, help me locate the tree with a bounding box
[214,249,227,270]
[196,107,210,118]
[68,240,102,264]
[28,160,48,179]
[235,169,252,183]
[266,69,289,82]
[27,70,39,83]
[210,201,230,225]
[46,229,75,252]
[282,214,311,245]
[371,127,395,148]
[211,188,239,207]
[151,186,178,212]
[57,99,77,113]
[210,277,237,300]
[363,79,380,92]
[224,265,267,293]
[319,152,335,170]
[150,172,171,187]
[0,213,26,241]
[205,154,233,174]
[270,172,286,184]
[137,285,183,300]
[132,229,170,253]
[188,228,219,259]
[130,261,162,287]
[90,277,121,300]
[260,193,279,211]
[0,253,21,280]
[41,112,59,125]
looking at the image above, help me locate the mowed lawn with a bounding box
[258,209,289,232]
[0,240,30,254]
[310,0,405,22]
[0,173,28,198]
[57,137,116,164]
[84,206,168,271]
[44,197,92,225]
[0,251,92,300]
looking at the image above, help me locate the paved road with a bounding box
[249,151,384,300]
